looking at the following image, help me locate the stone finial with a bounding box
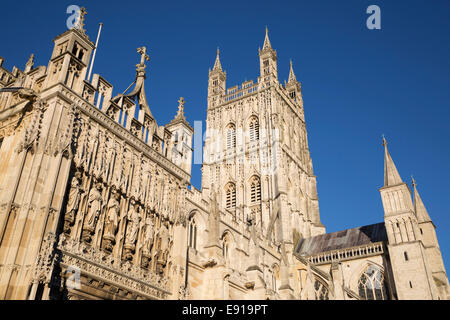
[74,7,87,34]
[25,53,34,73]
[137,46,150,66]
[411,175,416,188]
[177,97,185,117]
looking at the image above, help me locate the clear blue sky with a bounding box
[1,1,449,268]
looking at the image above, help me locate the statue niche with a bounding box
[64,171,84,234]
[141,213,155,269]
[156,220,170,276]
[82,182,103,243]
[123,198,141,261]
[103,190,121,252]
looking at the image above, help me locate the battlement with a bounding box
[224,80,259,103]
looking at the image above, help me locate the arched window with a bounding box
[250,176,261,203]
[225,183,236,210]
[289,91,296,100]
[313,279,329,300]
[222,240,229,260]
[222,234,230,263]
[358,265,388,300]
[249,117,259,142]
[226,124,236,149]
[188,218,197,250]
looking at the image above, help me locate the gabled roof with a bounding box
[295,222,387,256]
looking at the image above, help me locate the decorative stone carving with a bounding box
[156,220,170,275]
[141,214,155,269]
[15,99,45,154]
[124,198,141,260]
[82,182,103,243]
[103,190,121,252]
[247,209,261,269]
[32,232,57,284]
[64,170,84,234]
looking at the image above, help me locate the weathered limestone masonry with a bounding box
[0,9,448,300]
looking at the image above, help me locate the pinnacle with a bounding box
[383,137,403,187]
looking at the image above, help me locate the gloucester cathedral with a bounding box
[0,9,448,300]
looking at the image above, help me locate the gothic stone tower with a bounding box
[380,138,450,299]
[196,28,325,299]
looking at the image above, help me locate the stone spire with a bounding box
[288,59,297,83]
[262,26,272,50]
[382,137,403,187]
[212,47,222,72]
[412,177,432,223]
[24,54,34,73]
[169,97,191,128]
[175,97,185,120]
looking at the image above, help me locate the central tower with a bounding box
[201,29,326,275]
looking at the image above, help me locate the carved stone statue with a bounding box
[124,199,141,260]
[153,170,163,211]
[64,171,83,234]
[156,220,170,275]
[82,182,103,242]
[121,148,132,192]
[93,131,105,179]
[141,214,155,269]
[104,135,115,182]
[103,191,120,252]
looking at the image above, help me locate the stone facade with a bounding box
[0,9,448,300]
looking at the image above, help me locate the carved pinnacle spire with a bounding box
[288,59,297,83]
[176,97,185,118]
[212,47,222,72]
[74,7,87,34]
[412,177,432,223]
[169,97,192,129]
[25,53,35,73]
[382,136,403,187]
[263,26,272,50]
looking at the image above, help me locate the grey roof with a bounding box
[295,222,387,256]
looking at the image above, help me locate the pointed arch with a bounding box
[221,231,232,264]
[225,182,236,210]
[355,262,388,300]
[313,277,330,300]
[226,123,236,149]
[187,209,206,250]
[248,115,260,142]
[249,175,261,203]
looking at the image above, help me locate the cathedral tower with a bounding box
[199,28,325,299]
[380,138,440,299]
